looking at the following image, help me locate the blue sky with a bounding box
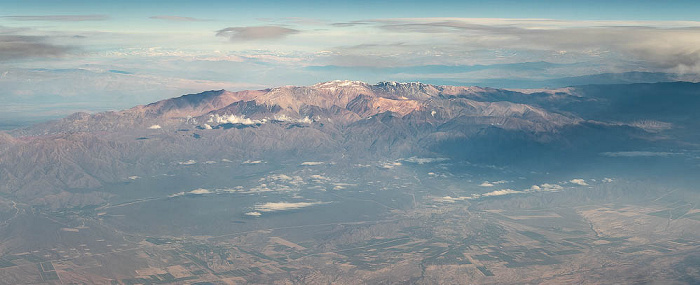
[4,0,700,21]
[1,0,700,123]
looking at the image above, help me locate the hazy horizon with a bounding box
[2,0,700,122]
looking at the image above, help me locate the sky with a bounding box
[1,0,700,124]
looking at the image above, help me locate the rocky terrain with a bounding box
[3,81,697,207]
[0,81,698,284]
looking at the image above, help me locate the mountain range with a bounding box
[1,80,698,209]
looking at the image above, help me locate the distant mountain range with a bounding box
[415,71,699,89]
[1,80,698,209]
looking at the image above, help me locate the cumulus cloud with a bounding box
[273,114,313,124]
[208,114,265,125]
[254,201,325,212]
[301,161,325,166]
[333,183,355,190]
[244,211,262,217]
[381,162,402,169]
[242,160,264,164]
[539,183,564,192]
[525,183,564,192]
[169,188,213,197]
[480,180,507,187]
[216,26,299,41]
[189,188,212,195]
[436,178,613,203]
[437,188,523,202]
[148,124,162,129]
[435,196,471,203]
[265,174,304,186]
[481,189,522,197]
[267,174,292,181]
[178,160,196,165]
[149,15,207,22]
[0,34,72,61]
[309,174,331,181]
[4,15,109,21]
[437,178,602,203]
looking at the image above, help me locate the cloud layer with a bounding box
[4,15,109,21]
[149,15,207,22]
[3,16,700,118]
[216,26,299,41]
[350,18,700,72]
[0,35,72,61]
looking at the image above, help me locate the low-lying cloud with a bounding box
[438,188,522,202]
[208,114,265,125]
[401,157,449,164]
[479,180,508,187]
[216,26,299,41]
[254,201,326,212]
[436,176,618,203]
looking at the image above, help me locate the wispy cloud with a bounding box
[4,15,109,22]
[0,34,72,61]
[149,15,208,22]
[331,21,371,27]
[216,26,299,41]
[359,18,700,72]
[601,151,679,157]
[257,17,325,26]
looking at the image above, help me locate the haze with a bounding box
[0,1,699,284]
